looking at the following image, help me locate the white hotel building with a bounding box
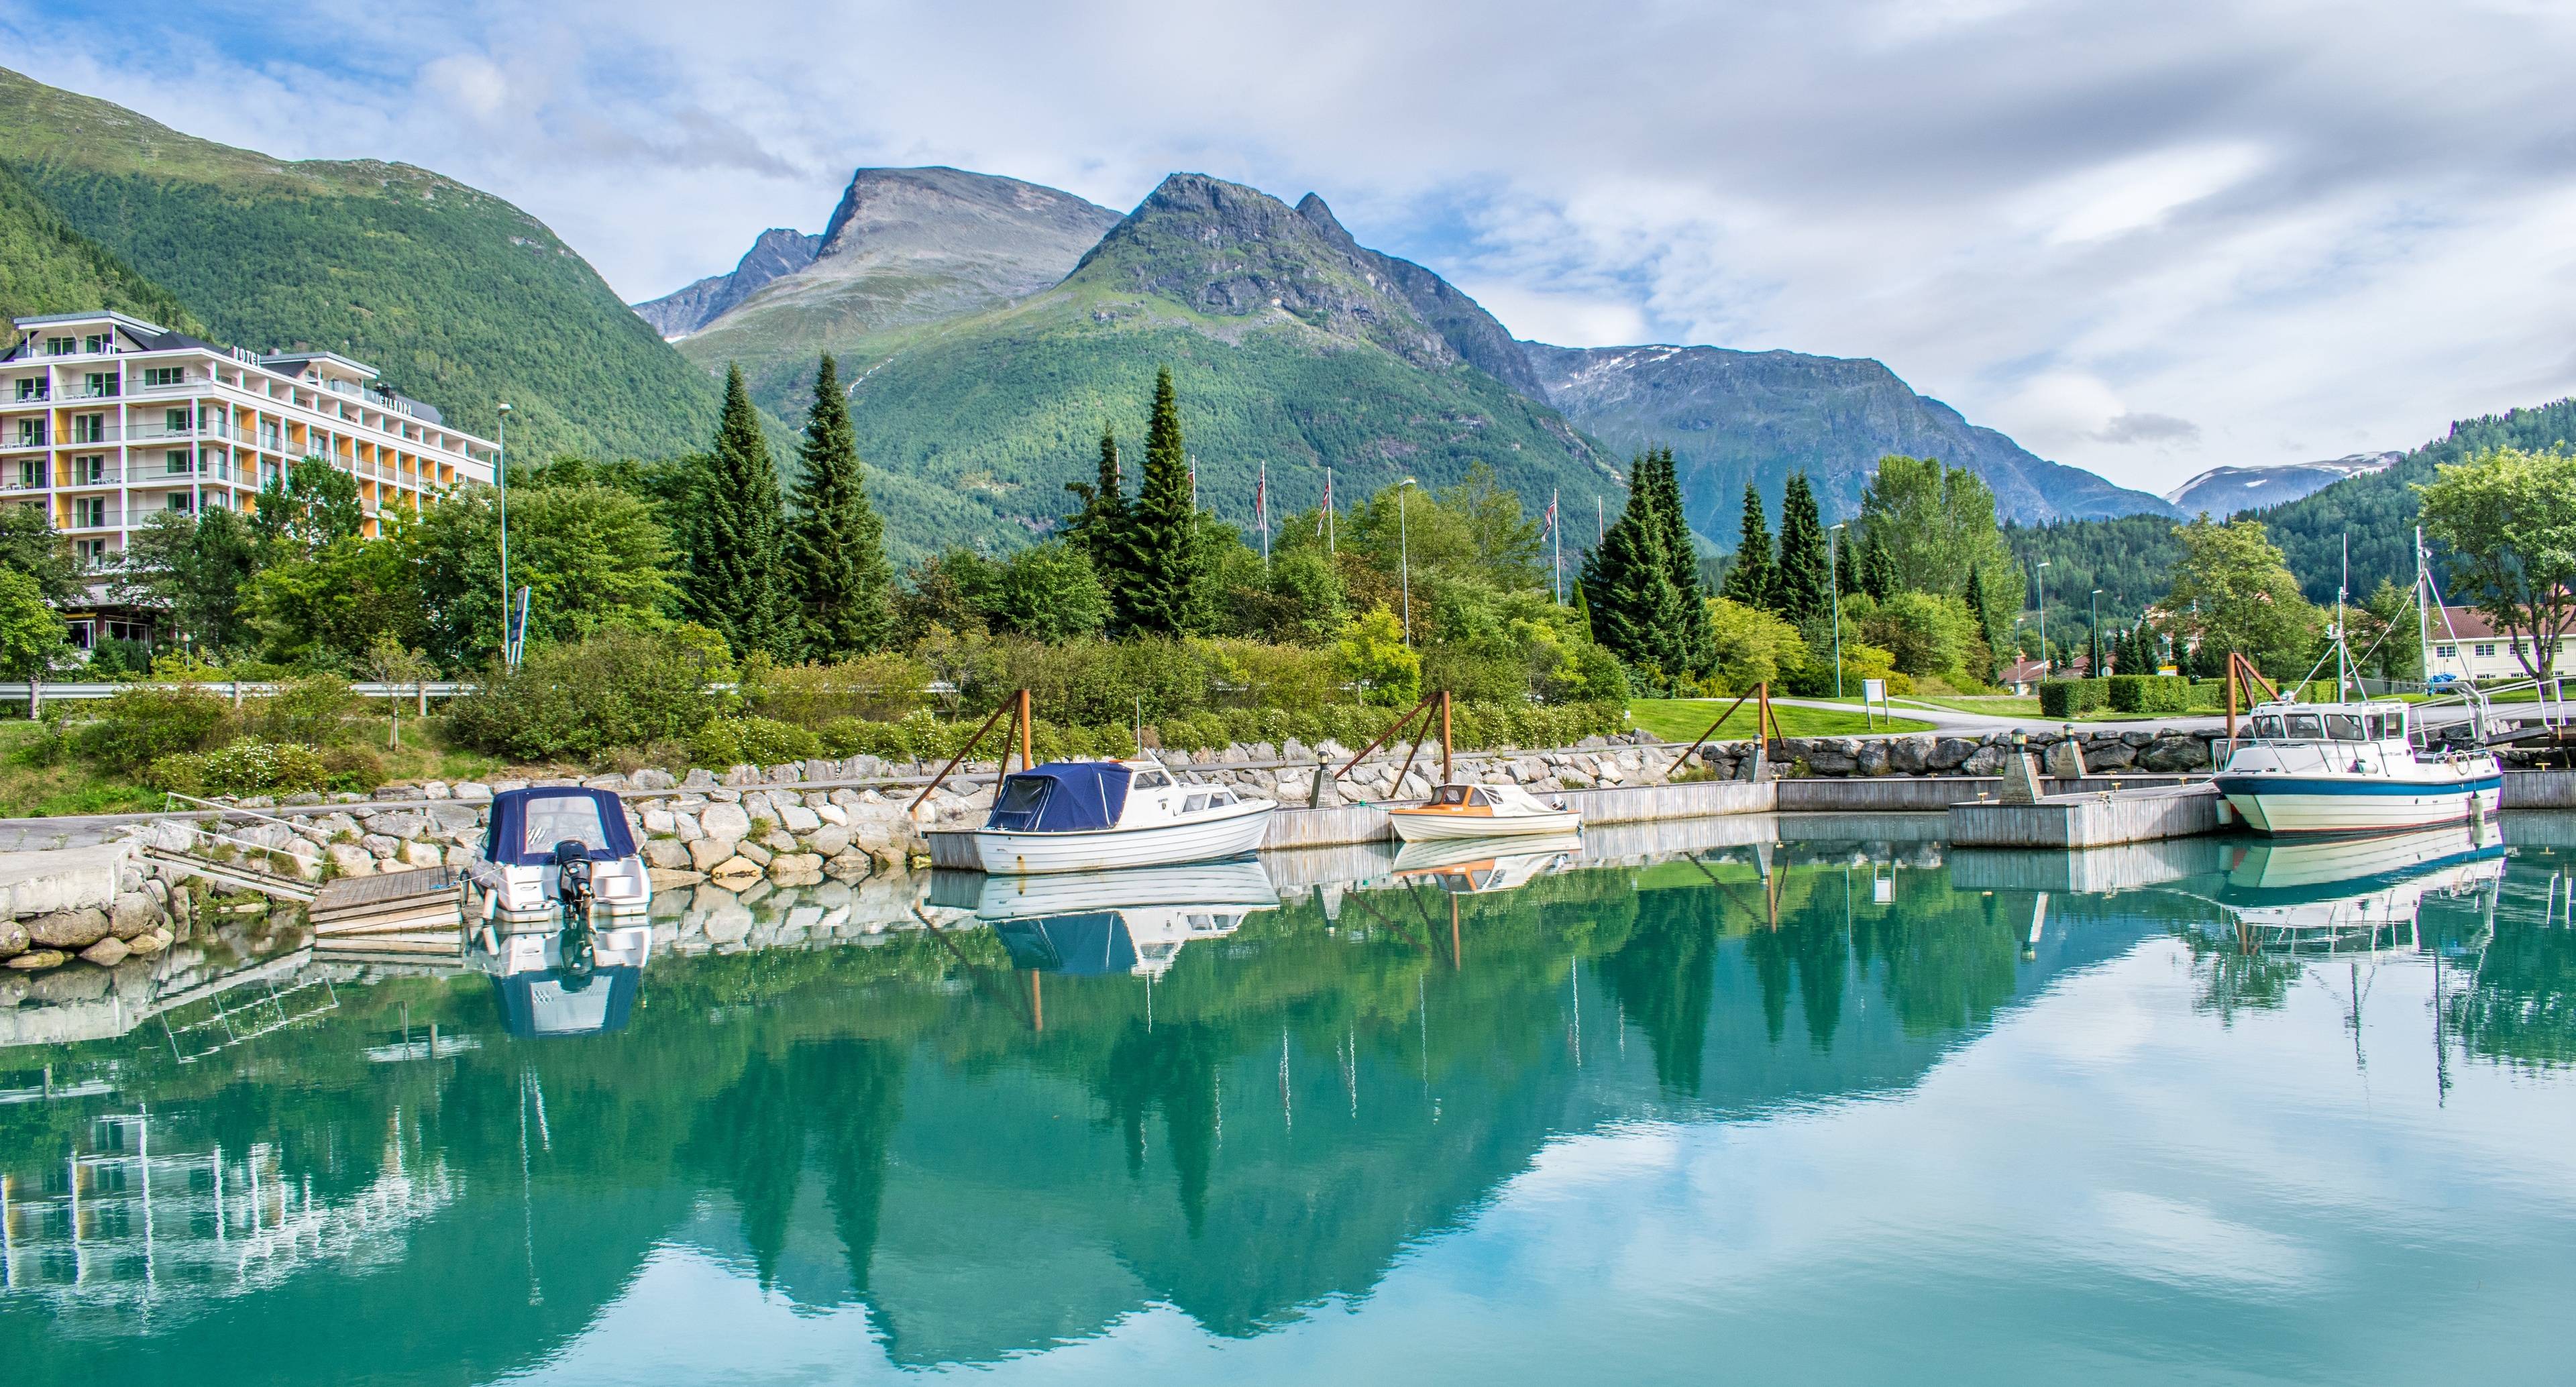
[1,309,498,642]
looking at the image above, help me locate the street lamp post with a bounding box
[496,401,512,665]
[1829,521,1847,698]
[2090,588,2102,677]
[1397,478,1418,647]
[2035,560,2051,675]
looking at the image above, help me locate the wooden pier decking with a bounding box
[307,866,466,961]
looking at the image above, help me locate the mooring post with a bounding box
[1440,690,1452,785]
[1018,687,1033,773]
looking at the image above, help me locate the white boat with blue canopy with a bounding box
[468,786,653,920]
[973,759,1275,875]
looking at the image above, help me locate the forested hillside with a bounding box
[0,159,201,340]
[2006,396,2576,626]
[0,66,719,461]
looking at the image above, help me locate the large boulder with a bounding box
[1856,740,1892,776]
[1926,737,1980,771]
[1961,745,2007,776]
[688,836,739,872]
[700,801,753,841]
[109,891,160,940]
[2139,736,2210,772]
[29,908,113,950]
[642,838,693,870]
[2084,739,2139,770]
[1888,736,1933,774]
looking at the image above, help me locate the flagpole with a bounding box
[1552,486,1562,604]
[1325,465,1335,555]
[1258,460,1270,568]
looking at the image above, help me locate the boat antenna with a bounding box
[2339,533,2351,699]
[2416,523,2432,689]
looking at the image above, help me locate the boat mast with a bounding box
[2416,524,2432,689]
[2339,533,2351,698]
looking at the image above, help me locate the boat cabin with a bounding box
[2240,701,2413,747]
[985,759,1247,834]
[472,786,652,920]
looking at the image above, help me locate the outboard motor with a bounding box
[552,839,598,981]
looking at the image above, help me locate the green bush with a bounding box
[447,627,723,761]
[2037,679,2106,718]
[147,738,328,796]
[2187,679,2229,710]
[320,744,386,792]
[76,685,230,774]
[2106,675,2194,714]
[741,652,931,727]
[242,675,357,747]
[694,715,824,767]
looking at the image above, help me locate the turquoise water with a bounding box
[4,818,2573,1384]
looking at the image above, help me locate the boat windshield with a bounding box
[2252,715,2285,740]
[2284,714,2326,740]
[1431,786,1472,806]
[1133,770,1172,788]
[2325,714,2365,741]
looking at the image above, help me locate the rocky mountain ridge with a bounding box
[633,227,821,339]
[2163,451,2402,517]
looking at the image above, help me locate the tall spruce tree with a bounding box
[1581,471,1688,683]
[1063,426,1130,573]
[1115,368,1203,638]
[785,355,894,658]
[684,364,794,658]
[1860,532,1900,601]
[1640,448,1715,677]
[1833,527,1860,597]
[1964,563,2007,679]
[1773,471,1831,624]
[1717,484,1776,610]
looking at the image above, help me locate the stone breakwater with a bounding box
[106,725,2229,887]
[1,842,194,985]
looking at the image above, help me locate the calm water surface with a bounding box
[4,815,2572,1385]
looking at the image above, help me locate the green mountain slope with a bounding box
[824,173,1619,561]
[0,158,201,342]
[1521,341,2178,536]
[0,65,718,461]
[672,167,1122,418]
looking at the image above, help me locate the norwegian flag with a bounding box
[1254,464,1267,526]
[1318,467,1334,535]
[1540,492,1558,539]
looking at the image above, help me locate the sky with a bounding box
[7,0,2574,496]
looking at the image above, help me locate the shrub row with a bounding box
[2037,679,2106,718]
[2106,675,2194,714]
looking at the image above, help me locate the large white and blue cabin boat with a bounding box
[973,759,1275,875]
[2212,699,2502,837]
[468,786,653,922]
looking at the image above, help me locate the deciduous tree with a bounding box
[2418,443,2576,679]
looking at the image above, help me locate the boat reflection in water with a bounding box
[468,917,651,1038]
[2194,822,2505,955]
[968,858,1280,977]
[1391,833,1582,893]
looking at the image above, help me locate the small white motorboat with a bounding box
[2212,700,2502,837]
[468,786,653,922]
[1386,781,1580,842]
[972,759,1275,875]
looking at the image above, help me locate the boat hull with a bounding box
[971,803,1275,875]
[2213,773,2502,836]
[1387,810,1582,842]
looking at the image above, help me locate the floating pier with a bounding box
[1945,783,2226,850]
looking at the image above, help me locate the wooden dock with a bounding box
[308,866,465,960]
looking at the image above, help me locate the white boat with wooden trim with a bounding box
[1387,782,1580,842]
[2212,699,2501,836]
[971,759,1275,875]
[1391,834,1582,892]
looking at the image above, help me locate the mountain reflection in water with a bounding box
[3,814,2573,1385]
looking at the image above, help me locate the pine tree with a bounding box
[1860,532,1900,601]
[1115,368,1204,638]
[1718,484,1776,610]
[1964,564,2008,679]
[1063,426,1130,573]
[785,355,894,658]
[683,364,793,658]
[1834,526,1861,597]
[1581,467,1688,683]
[1773,471,1831,624]
[1642,448,1715,677]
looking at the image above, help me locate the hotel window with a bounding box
[142,366,184,388]
[84,334,111,354]
[166,492,193,514]
[72,414,105,443]
[78,539,110,567]
[73,455,105,484]
[15,459,40,489]
[12,378,44,401]
[163,408,189,435]
[44,336,75,356]
[74,496,107,528]
[166,449,191,475]
[2476,643,2497,658]
[83,371,119,398]
[13,419,44,445]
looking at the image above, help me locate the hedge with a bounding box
[2106,675,2194,714]
[2037,679,2106,718]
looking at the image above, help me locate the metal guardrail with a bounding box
[0,680,474,702]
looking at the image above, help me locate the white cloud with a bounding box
[3,0,2573,494]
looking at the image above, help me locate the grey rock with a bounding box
[688,837,739,872]
[682,768,719,789]
[643,838,692,870]
[808,825,853,858]
[1888,736,1932,774]
[29,908,113,950]
[1961,745,2007,775]
[1805,749,1858,775]
[700,801,753,840]
[109,892,160,940]
[80,936,130,967]
[2086,740,2139,770]
[1856,740,1891,776]
[736,840,775,867]
[2139,736,2210,772]
[1927,737,1979,771]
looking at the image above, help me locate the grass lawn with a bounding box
[1892,694,2039,717]
[1627,699,1934,742]
[0,707,511,819]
